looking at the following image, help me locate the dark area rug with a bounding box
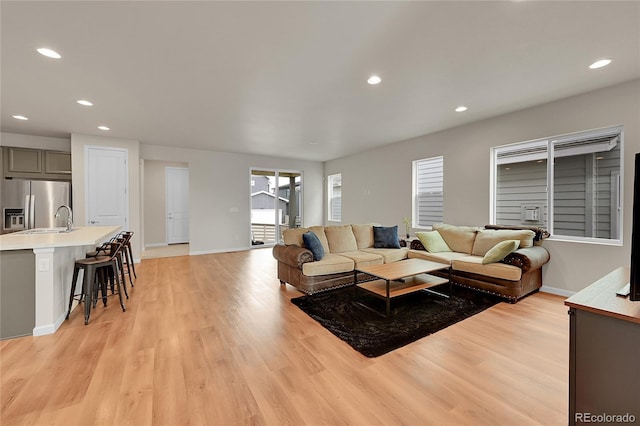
[291,284,502,357]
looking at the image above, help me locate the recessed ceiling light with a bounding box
[367,75,381,85]
[455,106,468,112]
[37,48,61,59]
[12,115,28,120]
[77,100,93,106]
[589,59,612,69]
[98,126,110,131]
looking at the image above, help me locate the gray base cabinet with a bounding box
[0,250,35,339]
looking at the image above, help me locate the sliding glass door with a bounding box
[250,169,302,245]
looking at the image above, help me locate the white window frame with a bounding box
[491,126,623,245]
[412,156,444,229]
[327,173,342,222]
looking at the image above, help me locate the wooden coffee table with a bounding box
[354,258,451,316]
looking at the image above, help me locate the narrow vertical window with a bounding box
[328,173,342,222]
[413,156,444,228]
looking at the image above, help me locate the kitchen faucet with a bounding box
[55,205,73,231]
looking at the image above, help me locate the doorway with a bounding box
[250,169,302,245]
[142,160,189,257]
[166,167,189,244]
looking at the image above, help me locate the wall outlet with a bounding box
[37,258,50,272]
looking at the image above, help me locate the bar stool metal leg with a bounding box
[83,265,96,325]
[127,241,136,280]
[66,265,80,320]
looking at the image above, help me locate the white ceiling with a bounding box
[1,1,639,162]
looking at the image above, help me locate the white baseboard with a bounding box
[144,243,167,248]
[33,312,66,336]
[540,285,575,298]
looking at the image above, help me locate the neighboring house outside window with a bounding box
[492,126,623,243]
[328,173,342,222]
[412,156,444,228]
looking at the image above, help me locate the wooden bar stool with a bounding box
[66,241,126,324]
[87,231,136,288]
[86,235,130,298]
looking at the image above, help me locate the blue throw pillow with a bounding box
[373,226,401,249]
[303,231,325,260]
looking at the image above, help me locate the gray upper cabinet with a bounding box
[5,147,42,175]
[2,147,71,181]
[44,150,72,175]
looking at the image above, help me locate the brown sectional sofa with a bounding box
[408,223,550,302]
[272,223,550,302]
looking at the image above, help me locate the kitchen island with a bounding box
[0,226,121,338]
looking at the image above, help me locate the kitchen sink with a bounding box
[17,227,76,234]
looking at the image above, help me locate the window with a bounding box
[412,156,444,228]
[328,173,342,222]
[492,126,623,243]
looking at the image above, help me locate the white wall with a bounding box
[0,132,71,152]
[325,79,640,294]
[71,133,142,260]
[140,144,324,255]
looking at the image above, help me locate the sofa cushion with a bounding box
[336,250,384,268]
[482,240,519,264]
[373,226,401,248]
[408,250,469,265]
[361,247,410,263]
[308,226,330,254]
[325,225,358,253]
[302,253,355,277]
[283,227,308,247]
[352,224,375,249]
[452,256,522,281]
[433,224,478,254]
[471,229,535,256]
[416,231,451,253]
[303,231,325,261]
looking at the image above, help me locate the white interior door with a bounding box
[86,146,128,227]
[166,167,189,244]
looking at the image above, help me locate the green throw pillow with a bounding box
[482,240,520,264]
[416,231,451,253]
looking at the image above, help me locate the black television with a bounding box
[629,152,640,301]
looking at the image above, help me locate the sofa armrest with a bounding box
[410,239,425,250]
[272,244,314,269]
[502,246,550,273]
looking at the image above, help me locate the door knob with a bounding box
[90,220,96,224]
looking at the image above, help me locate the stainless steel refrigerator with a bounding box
[1,179,71,234]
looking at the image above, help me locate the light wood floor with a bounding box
[1,248,569,425]
[142,243,190,259]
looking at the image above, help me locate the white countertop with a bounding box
[0,226,122,251]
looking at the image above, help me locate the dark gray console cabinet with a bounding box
[565,268,640,426]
